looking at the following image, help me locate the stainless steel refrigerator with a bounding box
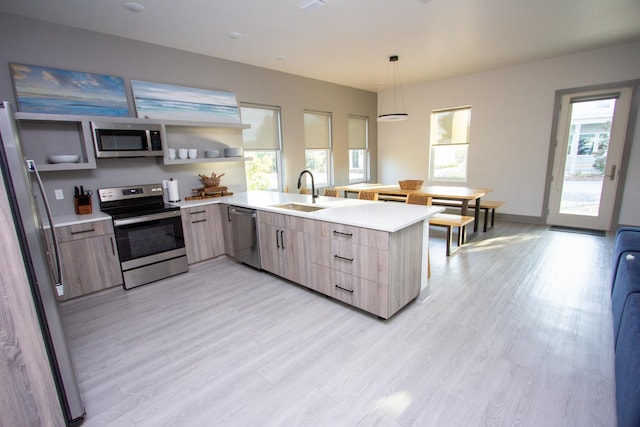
[0,101,85,425]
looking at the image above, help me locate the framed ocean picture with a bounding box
[10,63,130,116]
[131,80,241,123]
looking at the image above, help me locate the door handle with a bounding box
[605,164,617,181]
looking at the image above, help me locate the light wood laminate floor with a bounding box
[60,222,617,426]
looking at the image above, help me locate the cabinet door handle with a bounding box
[334,254,354,263]
[227,205,232,222]
[110,237,116,256]
[275,229,280,248]
[191,210,207,214]
[280,230,285,250]
[70,228,95,235]
[335,284,354,294]
[333,230,353,237]
[191,219,207,224]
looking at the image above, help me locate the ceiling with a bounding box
[1,0,640,92]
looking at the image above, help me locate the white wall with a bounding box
[378,41,640,226]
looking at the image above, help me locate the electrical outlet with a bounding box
[56,283,64,296]
[54,189,64,200]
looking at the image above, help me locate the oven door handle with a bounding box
[113,210,181,226]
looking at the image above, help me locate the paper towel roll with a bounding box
[167,179,180,202]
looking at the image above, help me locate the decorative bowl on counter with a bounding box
[47,154,81,164]
[199,172,225,188]
[224,147,243,157]
[399,180,424,190]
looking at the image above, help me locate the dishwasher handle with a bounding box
[229,207,257,218]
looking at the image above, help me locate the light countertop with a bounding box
[52,191,444,232]
[49,211,112,228]
[176,191,444,232]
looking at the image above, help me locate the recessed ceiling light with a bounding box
[124,2,145,12]
[275,54,287,61]
[226,32,243,40]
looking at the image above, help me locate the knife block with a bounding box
[74,195,92,215]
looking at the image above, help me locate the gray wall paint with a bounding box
[0,13,377,216]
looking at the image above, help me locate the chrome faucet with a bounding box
[297,170,318,202]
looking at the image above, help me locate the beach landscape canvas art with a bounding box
[10,63,129,116]
[131,80,241,123]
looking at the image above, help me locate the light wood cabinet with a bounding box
[313,264,389,316]
[257,211,310,286]
[181,204,225,264]
[0,174,66,425]
[307,220,423,319]
[255,209,424,319]
[53,220,122,300]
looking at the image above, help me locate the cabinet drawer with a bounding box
[257,210,287,228]
[311,265,389,318]
[55,220,114,242]
[286,214,317,233]
[318,222,388,250]
[311,237,389,285]
[182,205,216,221]
[257,210,316,233]
[181,204,224,264]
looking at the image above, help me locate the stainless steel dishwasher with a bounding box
[229,206,261,269]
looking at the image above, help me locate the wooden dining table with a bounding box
[333,183,492,235]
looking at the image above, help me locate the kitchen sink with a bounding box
[272,203,327,212]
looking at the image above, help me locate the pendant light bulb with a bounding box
[377,55,408,122]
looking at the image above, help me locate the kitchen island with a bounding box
[179,191,444,318]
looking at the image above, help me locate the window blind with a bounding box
[240,105,281,150]
[304,111,331,149]
[348,116,368,149]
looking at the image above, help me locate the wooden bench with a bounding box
[378,194,406,202]
[429,213,475,256]
[432,199,505,232]
[474,200,504,231]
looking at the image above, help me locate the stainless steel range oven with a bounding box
[98,183,188,289]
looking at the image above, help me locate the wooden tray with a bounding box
[190,186,231,198]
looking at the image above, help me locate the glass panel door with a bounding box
[558,98,614,216]
[547,86,633,230]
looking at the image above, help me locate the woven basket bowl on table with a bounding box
[398,180,424,190]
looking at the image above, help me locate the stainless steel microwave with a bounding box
[91,121,163,158]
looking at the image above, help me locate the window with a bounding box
[429,106,471,182]
[240,104,283,191]
[304,111,332,187]
[348,115,369,183]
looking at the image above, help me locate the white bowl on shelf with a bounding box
[47,154,81,164]
[204,149,221,158]
[224,147,243,157]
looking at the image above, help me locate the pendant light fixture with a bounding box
[377,55,408,122]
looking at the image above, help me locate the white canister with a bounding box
[168,148,176,160]
[178,148,188,159]
[188,148,197,159]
